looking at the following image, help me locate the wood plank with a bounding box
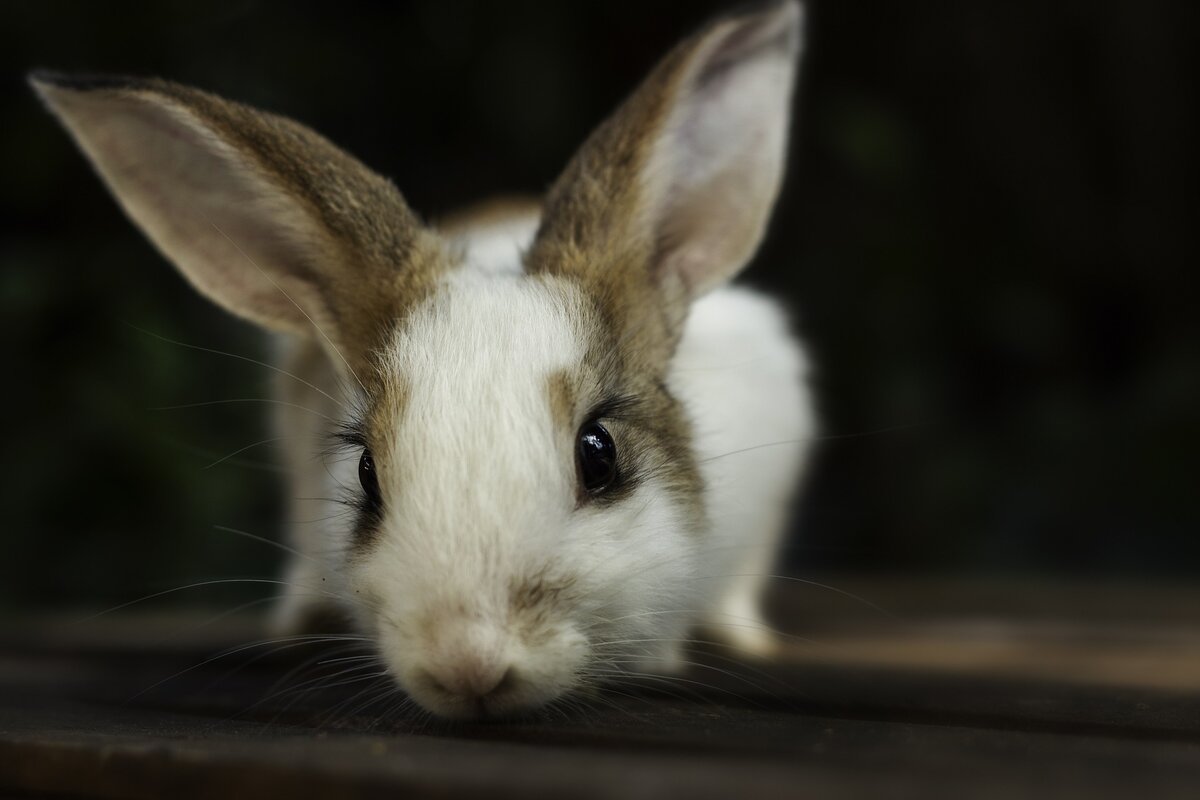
[3,580,1200,798]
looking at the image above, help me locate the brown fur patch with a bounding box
[594,371,705,526]
[547,279,705,530]
[510,572,572,614]
[348,378,411,555]
[523,20,707,370]
[545,370,578,433]
[509,569,579,647]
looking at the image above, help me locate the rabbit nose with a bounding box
[423,660,516,701]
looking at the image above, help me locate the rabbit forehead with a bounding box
[353,257,704,557]
[390,270,590,411]
[372,270,593,514]
[353,269,704,626]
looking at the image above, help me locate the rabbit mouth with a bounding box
[402,665,572,720]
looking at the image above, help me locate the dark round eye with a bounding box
[358,448,381,508]
[577,421,618,494]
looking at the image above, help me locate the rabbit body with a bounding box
[34,1,811,717]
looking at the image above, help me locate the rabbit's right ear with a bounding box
[528,1,802,365]
[30,73,446,378]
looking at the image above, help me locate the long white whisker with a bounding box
[158,436,287,473]
[126,323,349,411]
[73,578,342,623]
[150,397,338,424]
[717,574,894,617]
[212,524,324,565]
[131,634,368,702]
[318,654,381,666]
[701,423,931,464]
[203,437,284,469]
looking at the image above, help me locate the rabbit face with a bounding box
[346,271,704,718]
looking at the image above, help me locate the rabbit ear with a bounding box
[30,73,446,378]
[528,1,802,355]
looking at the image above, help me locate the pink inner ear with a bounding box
[643,4,801,298]
[38,84,330,338]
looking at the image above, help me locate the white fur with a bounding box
[450,214,540,276]
[670,285,811,654]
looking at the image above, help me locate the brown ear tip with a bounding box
[28,70,153,96]
[705,0,804,68]
[729,0,803,26]
[750,0,804,36]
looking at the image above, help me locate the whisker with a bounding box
[259,641,374,700]
[130,634,369,702]
[203,437,285,469]
[314,677,395,730]
[149,397,338,424]
[585,668,739,707]
[73,578,342,624]
[195,594,281,626]
[126,323,350,411]
[272,665,388,703]
[318,654,381,666]
[700,422,932,464]
[158,436,288,473]
[718,574,894,618]
[212,524,325,566]
[592,648,791,702]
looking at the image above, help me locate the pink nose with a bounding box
[424,659,515,701]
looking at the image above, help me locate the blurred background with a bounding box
[0,0,1195,611]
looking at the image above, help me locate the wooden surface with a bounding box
[3,577,1200,798]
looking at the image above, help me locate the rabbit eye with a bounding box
[577,421,618,494]
[358,448,382,508]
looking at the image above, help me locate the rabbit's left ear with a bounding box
[30,73,447,380]
[528,1,802,353]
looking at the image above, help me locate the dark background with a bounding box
[0,0,1196,610]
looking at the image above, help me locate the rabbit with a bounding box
[30,0,813,719]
